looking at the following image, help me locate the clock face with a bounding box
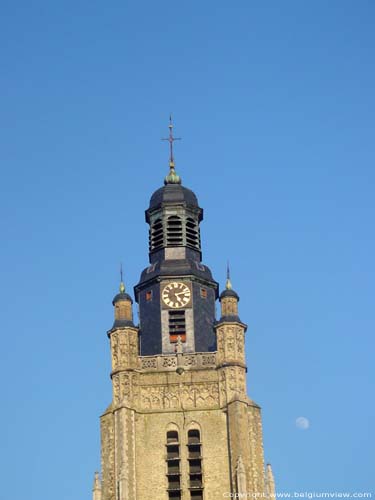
[162,282,191,309]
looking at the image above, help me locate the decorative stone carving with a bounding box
[141,357,157,369]
[112,374,120,405]
[226,335,235,356]
[119,335,127,361]
[112,371,135,406]
[216,324,246,366]
[139,382,220,410]
[110,329,139,371]
[120,372,131,400]
[110,332,118,370]
[184,355,197,366]
[236,328,244,355]
[201,354,216,365]
[219,366,247,403]
[219,370,227,406]
[162,356,177,368]
[139,353,217,372]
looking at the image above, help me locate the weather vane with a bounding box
[162,115,181,167]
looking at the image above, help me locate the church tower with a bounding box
[92,120,275,500]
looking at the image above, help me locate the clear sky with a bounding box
[0,1,374,499]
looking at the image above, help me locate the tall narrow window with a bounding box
[151,218,164,251]
[167,216,183,246]
[166,430,181,499]
[186,217,200,250]
[188,429,204,499]
[169,310,186,343]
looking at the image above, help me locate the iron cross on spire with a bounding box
[162,115,181,167]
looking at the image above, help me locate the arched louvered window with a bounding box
[186,217,200,250]
[151,218,164,251]
[167,216,183,246]
[187,429,204,499]
[166,430,181,499]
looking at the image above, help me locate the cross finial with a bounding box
[226,261,233,290]
[162,114,181,168]
[119,263,125,293]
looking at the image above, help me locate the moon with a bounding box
[295,417,310,430]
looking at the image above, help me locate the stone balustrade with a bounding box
[139,352,217,371]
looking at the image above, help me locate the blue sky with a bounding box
[0,1,374,498]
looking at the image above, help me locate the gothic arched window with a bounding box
[166,430,181,499]
[187,429,204,499]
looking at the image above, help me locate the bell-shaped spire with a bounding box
[220,262,240,319]
[110,266,135,330]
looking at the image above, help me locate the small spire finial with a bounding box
[226,261,233,290]
[162,115,182,184]
[119,263,125,293]
[93,471,101,491]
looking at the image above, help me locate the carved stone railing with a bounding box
[139,352,217,372]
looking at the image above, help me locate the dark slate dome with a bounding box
[112,292,133,305]
[220,288,239,301]
[149,184,199,210]
[139,258,216,287]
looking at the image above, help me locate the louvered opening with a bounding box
[169,310,186,343]
[186,217,200,249]
[166,431,181,499]
[188,430,200,444]
[167,445,180,460]
[190,491,203,500]
[189,459,202,474]
[151,219,164,251]
[188,429,203,497]
[167,431,179,444]
[167,216,183,246]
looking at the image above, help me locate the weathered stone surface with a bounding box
[98,318,270,499]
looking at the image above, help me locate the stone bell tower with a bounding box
[92,120,276,500]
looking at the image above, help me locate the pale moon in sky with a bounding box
[295,417,310,430]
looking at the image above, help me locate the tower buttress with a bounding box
[215,271,266,494]
[100,278,139,500]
